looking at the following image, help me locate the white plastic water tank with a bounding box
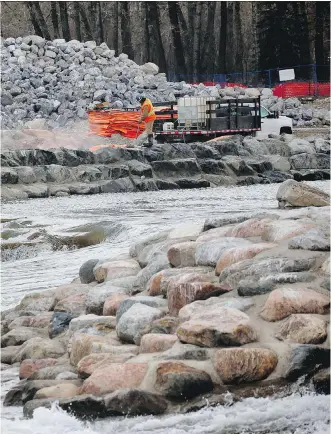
[177,96,216,127]
[163,122,174,131]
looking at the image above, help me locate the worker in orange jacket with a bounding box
[136,95,156,147]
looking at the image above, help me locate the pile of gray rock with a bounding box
[1,36,329,131]
[260,89,330,128]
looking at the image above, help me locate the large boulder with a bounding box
[1,327,47,347]
[275,314,328,344]
[260,287,330,322]
[35,383,80,399]
[85,284,127,315]
[19,358,58,379]
[79,259,99,284]
[147,266,213,297]
[167,242,197,267]
[8,312,53,330]
[176,307,257,347]
[139,334,178,353]
[93,259,140,283]
[154,361,213,400]
[103,294,130,316]
[213,348,278,384]
[54,293,87,317]
[216,243,277,275]
[68,333,126,366]
[276,180,329,208]
[195,238,251,266]
[284,345,330,381]
[288,228,330,251]
[77,352,136,378]
[116,303,165,344]
[48,312,74,338]
[116,296,167,322]
[104,388,167,416]
[68,314,116,336]
[15,290,55,313]
[178,297,254,321]
[167,273,232,316]
[219,256,318,289]
[12,338,66,363]
[80,363,148,395]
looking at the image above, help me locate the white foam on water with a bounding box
[2,392,329,434]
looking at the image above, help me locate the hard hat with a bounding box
[136,95,145,103]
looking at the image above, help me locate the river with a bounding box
[1,181,330,433]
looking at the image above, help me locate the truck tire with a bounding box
[280,127,292,135]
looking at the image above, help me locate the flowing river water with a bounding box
[1,181,330,433]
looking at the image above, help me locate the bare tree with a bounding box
[146,2,167,72]
[51,2,60,39]
[97,1,105,44]
[168,1,187,74]
[73,1,81,41]
[200,1,216,73]
[58,1,71,41]
[25,1,43,37]
[120,1,134,58]
[79,3,93,40]
[219,2,227,73]
[26,2,51,39]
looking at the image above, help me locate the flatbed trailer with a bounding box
[153,97,262,143]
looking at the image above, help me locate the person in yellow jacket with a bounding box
[136,95,156,147]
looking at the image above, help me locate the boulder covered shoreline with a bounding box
[1,180,330,419]
[2,133,330,201]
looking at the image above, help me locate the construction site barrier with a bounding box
[273,82,330,98]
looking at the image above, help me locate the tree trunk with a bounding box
[120,1,134,58]
[188,2,196,74]
[58,1,71,41]
[31,2,51,40]
[168,1,187,76]
[146,2,167,73]
[79,3,93,40]
[88,1,98,41]
[97,1,105,44]
[25,2,43,37]
[110,1,119,53]
[200,1,216,74]
[219,1,227,73]
[143,2,150,62]
[234,2,244,73]
[51,2,60,39]
[73,2,82,41]
[193,3,203,77]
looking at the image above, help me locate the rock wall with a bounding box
[1,134,330,201]
[1,36,330,131]
[2,182,330,418]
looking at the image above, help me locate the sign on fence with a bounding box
[278,69,295,81]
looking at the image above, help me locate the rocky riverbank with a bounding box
[2,133,330,201]
[1,180,330,419]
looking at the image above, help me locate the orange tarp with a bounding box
[88,108,178,138]
[88,110,144,139]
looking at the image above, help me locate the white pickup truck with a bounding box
[256,105,293,138]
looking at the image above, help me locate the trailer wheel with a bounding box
[280,127,292,135]
[155,135,166,144]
